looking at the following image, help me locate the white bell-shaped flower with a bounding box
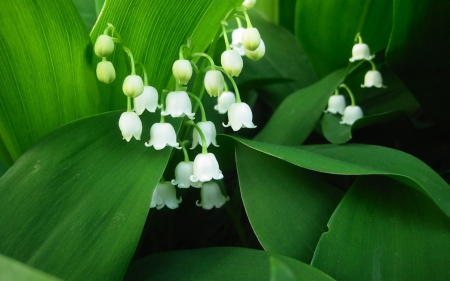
[324,95,346,115]
[172,59,193,85]
[223,102,256,131]
[214,91,236,114]
[134,86,159,115]
[242,27,261,51]
[123,75,144,98]
[196,181,230,210]
[160,91,195,119]
[96,61,116,84]
[221,50,243,77]
[145,123,181,150]
[151,181,182,210]
[245,39,265,61]
[340,106,363,125]
[349,43,375,62]
[242,0,257,9]
[94,35,114,57]
[231,28,246,56]
[361,70,386,88]
[171,161,202,188]
[204,70,224,97]
[118,111,142,142]
[191,121,219,149]
[190,153,223,183]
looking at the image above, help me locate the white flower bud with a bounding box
[231,28,246,56]
[361,70,386,88]
[94,35,115,57]
[223,102,256,131]
[190,153,223,183]
[196,181,230,210]
[349,43,374,62]
[96,61,116,84]
[242,0,257,9]
[221,50,243,77]
[172,59,193,85]
[145,123,180,150]
[161,91,195,119]
[118,111,142,142]
[204,70,224,97]
[171,161,202,188]
[245,39,265,61]
[242,27,261,51]
[122,75,144,98]
[134,86,159,115]
[191,121,219,149]
[340,106,363,125]
[151,181,182,210]
[214,91,236,114]
[324,95,346,115]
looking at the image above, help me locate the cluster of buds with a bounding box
[325,33,386,125]
[94,3,263,211]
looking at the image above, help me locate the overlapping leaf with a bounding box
[0,254,61,281]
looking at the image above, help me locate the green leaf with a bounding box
[270,257,295,281]
[227,137,450,218]
[124,247,335,281]
[235,9,317,107]
[90,0,242,111]
[0,112,178,281]
[311,176,450,280]
[71,0,98,31]
[0,0,102,166]
[0,254,61,281]
[295,0,393,78]
[385,0,450,123]
[254,68,346,145]
[235,142,343,262]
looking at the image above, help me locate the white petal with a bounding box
[324,95,346,115]
[340,106,364,125]
[221,50,243,77]
[118,112,142,141]
[134,86,159,115]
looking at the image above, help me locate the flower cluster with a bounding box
[93,3,262,211]
[325,33,387,126]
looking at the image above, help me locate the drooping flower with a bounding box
[94,35,115,57]
[204,70,225,97]
[221,50,243,77]
[123,75,144,98]
[171,161,202,188]
[172,59,193,85]
[191,121,219,149]
[245,39,265,61]
[223,102,256,131]
[190,153,223,183]
[134,86,159,115]
[214,91,236,114]
[196,181,230,210]
[231,28,246,56]
[340,106,363,125]
[118,111,142,142]
[145,123,180,150]
[349,43,374,62]
[324,95,346,115]
[242,0,257,9]
[242,27,261,51]
[96,61,116,84]
[161,91,195,119]
[151,181,182,210]
[361,70,386,88]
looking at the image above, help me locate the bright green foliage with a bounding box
[312,176,450,280]
[0,254,62,281]
[270,257,295,281]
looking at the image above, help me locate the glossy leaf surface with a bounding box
[0,254,61,281]
[312,176,450,280]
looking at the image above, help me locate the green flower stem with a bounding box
[235,7,253,28]
[160,115,165,123]
[179,44,189,60]
[160,89,169,114]
[355,32,362,44]
[367,59,377,71]
[224,81,229,92]
[334,89,339,96]
[135,61,148,85]
[235,17,243,28]
[179,140,190,162]
[216,66,241,103]
[186,121,208,154]
[122,46,136,74]
[105,23,122,42]
[339,84,356,106]
[191,53,216,70]
[127,97,132,112]
[187,92,207,122]
[190,61,199,74]
[221,21,231,50]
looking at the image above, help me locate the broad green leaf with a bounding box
[0,254,61,281]
[254,68,346,145]
[0,112,179,281]
[227,137,450,218]
[278,0,297,33]
[71,0,98,30]
[270,257,295,281]
[235,9,317,108]
[311,176,450,280]
[385,0,450,123]
[295,0,393,78]
[0,0,102,166]
[124,247,335,281]
[90,0,243,111]
[255,0,279,24]
[235,142,343,262]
